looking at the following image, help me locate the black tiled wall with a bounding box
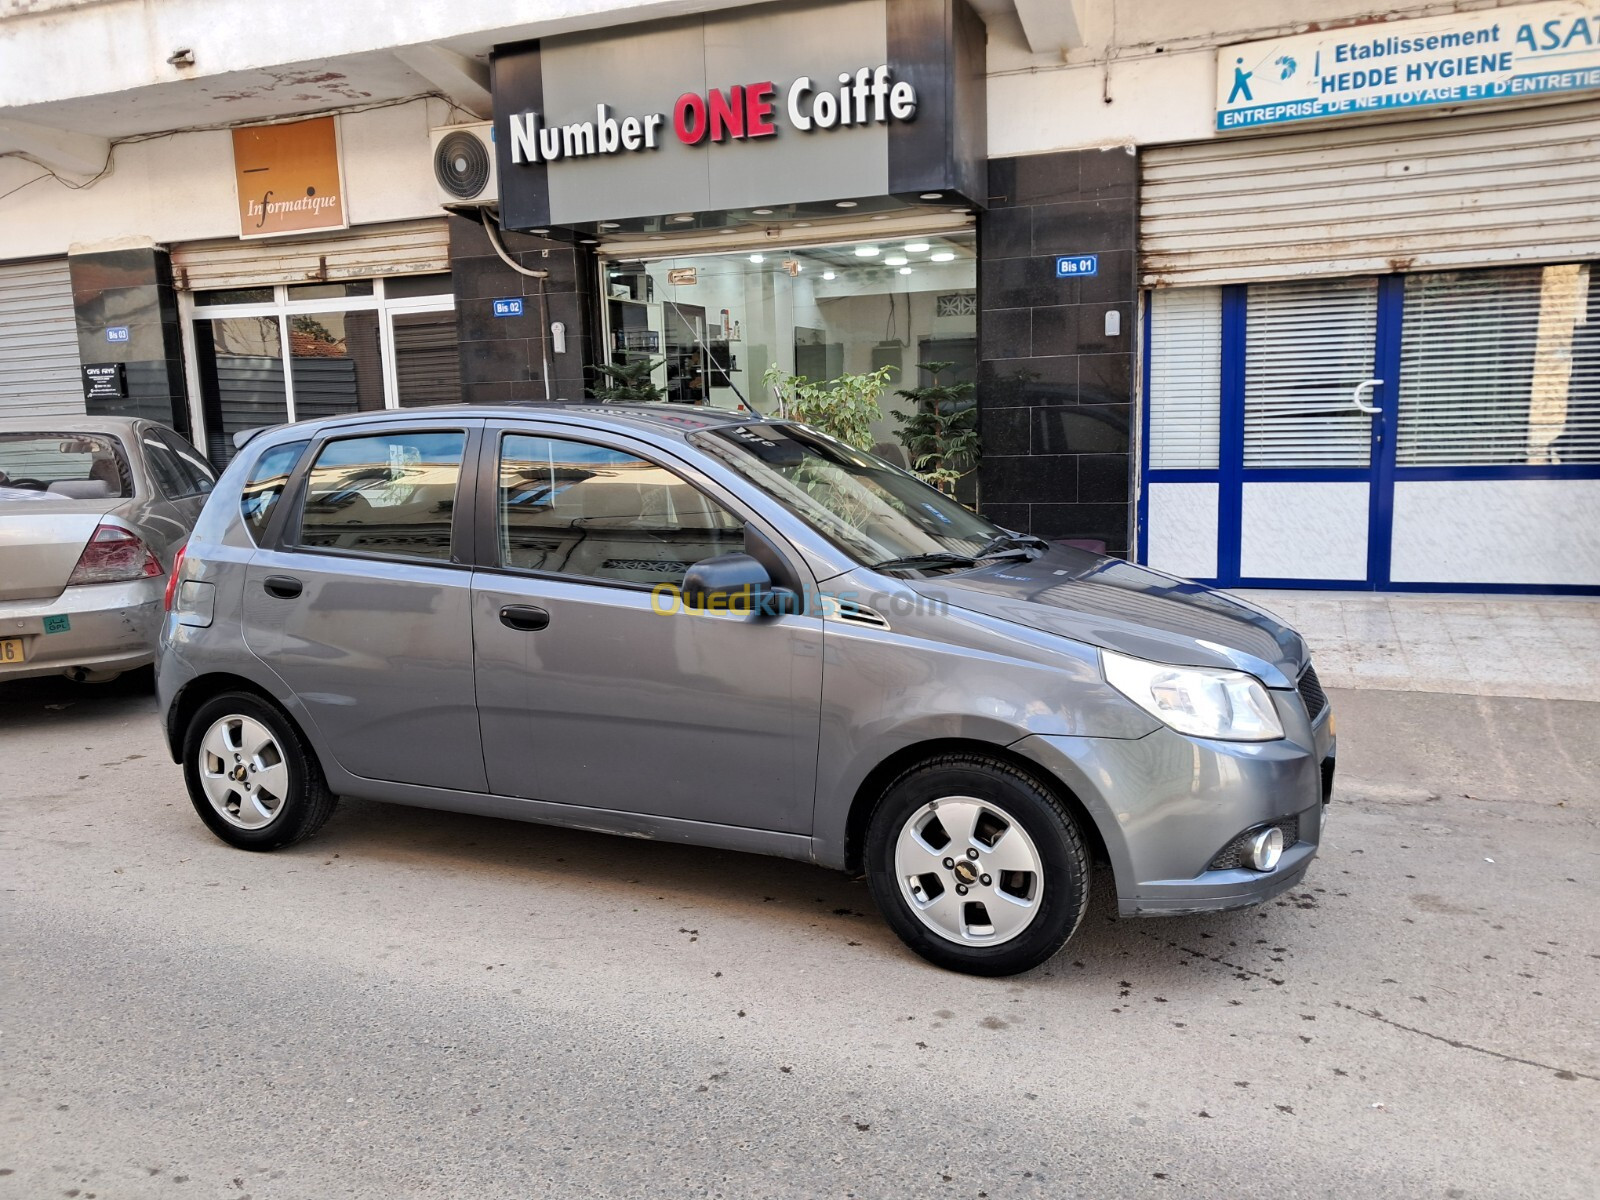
[68,248,191,438]
[448,215,601,403]
[977,147,1137,556]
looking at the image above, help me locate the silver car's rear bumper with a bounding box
[0,577,164,681]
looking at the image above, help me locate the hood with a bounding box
[905,547,1307,687]
[0,497,123,601]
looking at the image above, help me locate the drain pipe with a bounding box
[481,211,553,400]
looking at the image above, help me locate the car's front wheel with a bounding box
[182,691,338,850]
[865,754,1090,976]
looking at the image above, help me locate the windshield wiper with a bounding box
[867,552,980,573]
[975,531,1049,557]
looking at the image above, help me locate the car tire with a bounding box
[865,753,1090,977]
[182,691,338,851]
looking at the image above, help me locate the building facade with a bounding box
[2,0,1596,590]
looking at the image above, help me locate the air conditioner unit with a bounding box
[430,122,497,206]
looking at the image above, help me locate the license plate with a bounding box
[0,637,25,664]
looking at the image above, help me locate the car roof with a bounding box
[243,402,769,448]
[0,415,156,436]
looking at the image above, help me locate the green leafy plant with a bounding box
[591,353,665,403]
[761,363,896,451]
[892,361,980,494]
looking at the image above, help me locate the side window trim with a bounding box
[475,421,804,593]
[270,422,481,566]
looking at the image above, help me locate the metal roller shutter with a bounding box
[171,219,450,291]
[0,257,84,420]
[1141,99,1600,287]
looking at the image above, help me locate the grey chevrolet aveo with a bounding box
[157,404,1334,976]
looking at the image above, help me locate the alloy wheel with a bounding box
[893,796,1043,945]
[198,714,290,830]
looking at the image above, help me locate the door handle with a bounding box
[1351,378,1383,416]
[262,575,302,599]
[499,604,550,632]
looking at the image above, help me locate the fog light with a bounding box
[1243,826,1284,872]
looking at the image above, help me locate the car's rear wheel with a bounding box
[182,691,337,850]
[865,754,1090,976]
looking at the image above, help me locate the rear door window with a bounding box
[141,436,194,499]
[298,430,466,562]
[154,428,216,496]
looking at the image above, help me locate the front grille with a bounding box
[1208,816,1299,872]
[1297,663,1328,721]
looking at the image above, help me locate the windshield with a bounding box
[694,423,1009,569]
[0,433,133,500]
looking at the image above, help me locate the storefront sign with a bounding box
[1216,1,1600,130]
[105,325,129,343]
[231,116,348,239]
[493,0,987,228]
[666,268,698,286]
[492,298,525,317]
[506,68,918,167]
[1056,255,1099,277]
[82,363,127,400]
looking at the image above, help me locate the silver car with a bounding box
[1,417,214,683]
[157,405,1334,976]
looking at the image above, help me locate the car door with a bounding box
[471,420,823,834]
[241,420,488,792]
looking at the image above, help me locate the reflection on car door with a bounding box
[241,422,488,792]
[471,422,823,834]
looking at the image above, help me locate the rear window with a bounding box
[0,433,133,499]
[240,440,309,543]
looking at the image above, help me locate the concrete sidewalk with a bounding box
[1232,590,1600,702]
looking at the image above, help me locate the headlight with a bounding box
[1102,649,1284,742]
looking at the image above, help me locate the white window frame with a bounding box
[183,277,455,448]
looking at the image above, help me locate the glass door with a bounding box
[600,230,978,462]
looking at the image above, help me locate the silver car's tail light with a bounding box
[66,523,163,586]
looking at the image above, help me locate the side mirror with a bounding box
[682,552,783,615]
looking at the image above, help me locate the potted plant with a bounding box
[591,353,665,403]
[761,363,896,451]
[892,361,980,495]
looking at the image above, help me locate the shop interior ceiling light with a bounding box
[752,208,773,215]
[919,192,942,199]
[884,255,908,266]
[899,266,913,275]
[931,251,955,262]
[835,200,858,207]
[822,271,836,280]
[855,246,879,256]
[905,242,931,252]
[749,254,765,263]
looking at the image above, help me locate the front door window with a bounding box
[497,434,745,586]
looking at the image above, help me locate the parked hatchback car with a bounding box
[158,404,1334,975]
[1,417,215,683]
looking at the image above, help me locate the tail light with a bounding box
[67,523,163,587]
[164,543,188,612]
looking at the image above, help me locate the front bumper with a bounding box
[1013,692,1335,918]
[0,578,164,681]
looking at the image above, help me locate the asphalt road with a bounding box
[3,671,1596,1199]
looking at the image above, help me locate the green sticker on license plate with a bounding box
[43,614,71,634]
